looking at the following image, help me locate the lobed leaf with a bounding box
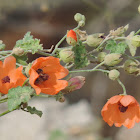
[14,32,43,54]
[8,86,34,111]
[72,41,89,69]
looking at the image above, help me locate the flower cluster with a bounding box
[0,56,69,95]
[0,11,140,131]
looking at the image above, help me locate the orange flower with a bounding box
[67,30,77,42]
[101,95,140,129]
[0,56,27,94]
[29,56,69,95]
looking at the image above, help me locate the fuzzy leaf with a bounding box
[105,40,117,53]
[8,86,34,111]
[105,40,127,54]
[15,32,43,54]
[27,106,43,117]
[72,41,89,69]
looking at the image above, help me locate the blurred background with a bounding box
[0,0,140,140]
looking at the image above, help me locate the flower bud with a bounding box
[62,76,85,94]
[78,20,85,27]
[59,96,65,103]
[138,5,140,14]
[13,47,24,56]
[74,13,83,22]
[104,53,122,66]
[86,33,104,47]
[25,63,32,77]
[124,59,140,75]
[97,52,107,62]
[59,48,74,63]
[66,30,78,46]
[109,69,120,80]
[131,35,140,47]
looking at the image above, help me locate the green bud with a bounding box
[25,63,32,77]
[138,5,140,14]
[124,59,140,75]
[131,35,140,47]
[78,20,85,27]
[59,48,74,63]
[97,52,107,62]
[12,47,24,56]
[104,53,122,66]
[109,69,120,80]
[74,13,83,22]
[86,33,104,47]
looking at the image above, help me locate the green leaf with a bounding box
[105,40,127,54]
[27,106,43,117]
[72,41,89,69]
[115,42,128,54]
[49,130,67,140]
[8,86,34,111]
[13,54,28,65]
[14,32,43,54]
[105,40,117,53]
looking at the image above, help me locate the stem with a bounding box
[135,29,140,35]
[69,61,109,73]
[0,53,12,60]
[117,79,127,95]
[34,94,52,98]
[52,25,80,55]
[88,36,113,55]
[36,50,51,56]
[0,99,7,104]
[114,37,126,40]
[0,110,14,117]
[22,78,29,87]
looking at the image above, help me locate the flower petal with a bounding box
[29,69,41,95]
[41,80,68,95]
[120,95,136,107]
[3,56,16,74]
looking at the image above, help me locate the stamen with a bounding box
[1,76,10,83]
[118,102,128,113]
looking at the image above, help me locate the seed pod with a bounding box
[124,59,140,75]
[104,53,122,66]
[59,48,74,63]
[131,35,140,47]
[109,69,120,80]
[86,33,104,47]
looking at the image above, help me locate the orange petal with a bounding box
[29,69,41,95]
[3,56,16,74]
[9,66,27,84]
[34,56,69,79]
[41,80,68,95]
[120,95,136,107]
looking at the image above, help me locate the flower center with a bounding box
[1,76,10,83]
[35,69,49,85]
[118,102,128,113]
